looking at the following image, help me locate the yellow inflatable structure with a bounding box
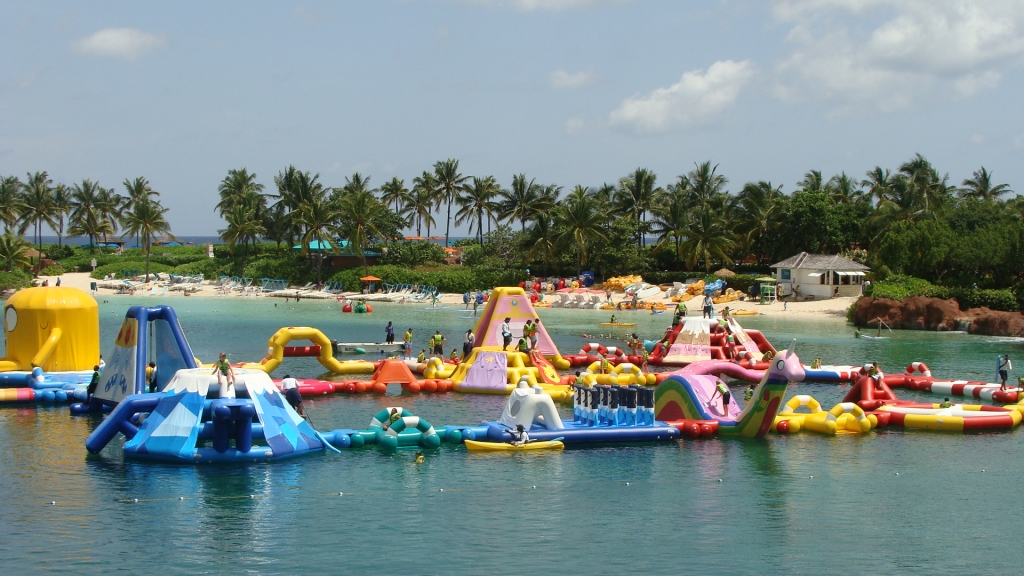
[449,347,571,401]
[241,326,376,375]
[422,356,456,379]
[603,275,643,291]
[0,286,99,372]
[772,395,876,434]
[580,361,656,386]
[712,288,745,304]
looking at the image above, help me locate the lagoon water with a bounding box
[2,297,1024,573]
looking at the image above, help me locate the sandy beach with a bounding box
[38,272,856,319]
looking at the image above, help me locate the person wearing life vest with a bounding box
[640,346,649,372]
[517,336,529,353]
[940,398,953,409]
[403,328,414,359]
[744,384,755,403]
[449,349,459,361]
[709,380,731,416]
[417,349,427,363]
[431,330,446,356]
[600,353,611,375]
[529,318,540,350]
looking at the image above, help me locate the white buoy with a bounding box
[894,472,899,476]
[179,497,184,501]
[438,488,444,492]
[808,476,813,479]
[717,479,722,482]
[531,486,536,489]
[133,498,139,503]
[50,501,56,505]
[624,482,630,486]
[339,492,344,496]
[249,494,255,499]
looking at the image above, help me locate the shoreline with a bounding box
[34,272,858,320]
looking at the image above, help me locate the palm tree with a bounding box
[456,176,499,243]
[337,190,385,276]
[95,187,122,244]
[524,213,558,275]
[220,204,265,268]
[339,172,373,197]
[0,232,31,272]
[433,159,470,247]
[68,179,105,252]
[123,177,161,249]
[960,167,1012,201]
[52,184,72,248]
[0,176,24,233]
[687,162,729,206]
[679,205,735,271]
[378,177,410,214]
[797,170,825,193]
[294,198,344,284]
[216,169,264,216]
[826,172,862,204]
[737,181,783,264]
[410,171,439,237]
[616,167,660,246]
[404,186,437,237]
[19,171,56,275]
[650,188,690,261]
[862,167,892,205]
[120,199,172,280]
[554,187,606,274]
[498,174,545,232]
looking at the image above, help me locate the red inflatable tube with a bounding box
[963,415,1019,431]
[665,419,719,438]
[274,379,336,396]
[283,345,321,357]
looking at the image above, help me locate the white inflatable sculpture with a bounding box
[499,377,564,431]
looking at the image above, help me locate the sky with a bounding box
[2,0,1024,236]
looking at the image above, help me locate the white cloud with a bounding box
[774,1,1024,111]
[609,60,754,135]
[565,116,585,134]
[549,69,596,88]
[73,28,167,60]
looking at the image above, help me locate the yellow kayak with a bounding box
[600,322,637,327]
[464,440,565,452]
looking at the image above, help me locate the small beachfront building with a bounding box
[771,252,868,299]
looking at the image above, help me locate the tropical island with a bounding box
[1,153,1022,332]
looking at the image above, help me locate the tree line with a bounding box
[4,153,1021,295]
[0,172,171,276]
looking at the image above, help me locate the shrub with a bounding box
[44,244,75,261]
[379,241,446,267]
[172,259,231,278]
[0,270,33,291]
[39,265,64,276]
[866,274,1018,312]
[91,261,173,279]
[243,256,312,285]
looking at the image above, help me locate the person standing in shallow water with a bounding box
[385,321,395,344]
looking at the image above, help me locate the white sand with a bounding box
[35,272,856,319]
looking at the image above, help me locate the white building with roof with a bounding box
[771,252,869,299]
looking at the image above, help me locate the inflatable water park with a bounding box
[4,285,1024,464]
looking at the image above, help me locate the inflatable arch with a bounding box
[253,327,376,375]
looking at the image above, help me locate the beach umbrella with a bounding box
[360,276,381,282]
[754,276,776,283]
[714,268,735,278]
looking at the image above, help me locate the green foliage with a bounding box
[242,255,310,284]
[44,244,75,260]
[867,274,1018,311]
[171,259,231,278]
[329,265,523,294]
[39,265,64,276]
[91,261,173,279]
[0,270,33,290]
[379,241,446,267]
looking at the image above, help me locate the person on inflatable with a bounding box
[640,346,649,372]
[500,317,512,351]
[600,352,611,375]
[385,321,395,344]
[147,362,158,393]
[86,365,101,402]
[508,424,529,446]
[517,336,530,354]
[744,383,755,403]
[403,328,414,359]
[431,330,446,357]
[449,349,459,361]
[940,398,953,409]
[522,319,533,347]
[610,314,617,324]
[417,349,427,363]
[529,318,540,350]
[212,352,236,392]
[280,374,306,418]
[709,380,731,417]
[383,408,401,430]
[998,354,1013,391]
[462,329,475,360]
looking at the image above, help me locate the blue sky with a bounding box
[2,0,1023,235]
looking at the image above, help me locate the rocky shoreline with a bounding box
[853,296,1024,337]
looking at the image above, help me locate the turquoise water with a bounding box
[3,298,1024,573]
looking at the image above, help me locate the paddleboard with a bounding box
[636,286,662,299]
[464,440,564,452]
[859,335,889,340]
[600,322,637,327]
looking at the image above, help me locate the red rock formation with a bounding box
[854,296,1024,337]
